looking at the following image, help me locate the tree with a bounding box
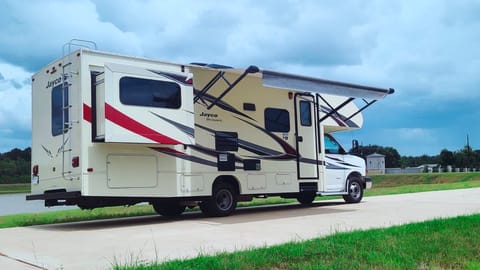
[453,145,477,169]
[439,149,454,167]
[1,147,30,161]
[400,155,438,168]
[0,147,31,184]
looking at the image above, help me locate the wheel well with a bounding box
[212,175,240,194]
[346,172,365,189]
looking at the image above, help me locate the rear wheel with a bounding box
[200,183,237,217]
[152,201,186,217]
[297,192,316,205]
[343,177,364,203]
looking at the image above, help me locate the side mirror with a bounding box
[352,139,359,153]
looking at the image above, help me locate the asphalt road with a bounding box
[1,188,479,270]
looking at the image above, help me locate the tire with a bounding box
[343,177,364,203]
[200,183,237,217]
[152,201,186,217]
[297,192,316,205]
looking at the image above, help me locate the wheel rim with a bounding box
[215,189,233,211]
[349,182,361,199]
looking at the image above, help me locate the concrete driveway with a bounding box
[1,188,479,270]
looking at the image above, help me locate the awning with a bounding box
[262,70,394,100]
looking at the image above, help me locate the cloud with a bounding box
[0,0,479,156]
[0,0,142,72]
[0,61,31,152]
[396,128,435,141]
[92,0,373,68]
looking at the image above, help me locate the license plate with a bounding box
[32,176,39,184]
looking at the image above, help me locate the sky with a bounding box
[0,0,479,156]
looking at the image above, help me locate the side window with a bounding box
[299,100,312,126]
[51,84,68,136]
[265,108,290,132]
[119,77,181,108]
[325,135,341,154]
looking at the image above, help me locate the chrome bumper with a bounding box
[364,177,372,189]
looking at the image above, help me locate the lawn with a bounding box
[1,174,479,269]
[114,214,480,270]
[1,173,479,229]
[0,183,30,194]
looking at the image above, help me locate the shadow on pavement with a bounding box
[33,200,357,231]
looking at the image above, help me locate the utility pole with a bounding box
[466,134,471,170]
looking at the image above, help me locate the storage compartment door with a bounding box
[107,155,158,188]
[102,63,194,144]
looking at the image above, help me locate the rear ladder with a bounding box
[60,39,97,180]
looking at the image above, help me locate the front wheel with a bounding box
[343,177,364,203]
[200,183,237,217]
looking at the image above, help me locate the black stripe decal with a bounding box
[148,70,192,86]
[233,116,297,160]
[194,89,255,121]
[150,111,195,138]
[150,147,217,168]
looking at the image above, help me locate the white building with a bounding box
[366,153,385,175]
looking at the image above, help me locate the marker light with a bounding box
[32,165,39,176]
[288,92,293,100]
[72,156,80,168]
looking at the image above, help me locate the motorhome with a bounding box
[27,45,394,217]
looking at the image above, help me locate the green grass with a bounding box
[2,174,480,269]
[0,197,297,229]
[366,180,480,196]
[0,183,30,194]
[370,172,480,187]
[114,214,480,270]
[0,204,156,228]
[365,173,480,196]
[1,173,480,229]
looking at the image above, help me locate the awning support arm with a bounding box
[318,97,355,123]
[193,71,225,104]
[206,65,259,110]
[345,99,377,121]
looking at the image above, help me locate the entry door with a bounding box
[294,94,319,179]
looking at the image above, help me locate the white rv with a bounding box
[27,47,394,217]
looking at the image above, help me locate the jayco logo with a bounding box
[200,112,218,118]
[200,112,221,121]
[46,77,62,89]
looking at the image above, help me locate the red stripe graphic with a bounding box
[105,103,181,144]
[83,103,92,123]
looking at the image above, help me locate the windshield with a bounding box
[324,134,345,154]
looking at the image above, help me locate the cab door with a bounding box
[324,134,346,191]
[294,93,319,179]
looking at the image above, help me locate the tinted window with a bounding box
[120,77,181,108]
[265,108,290,132]
[299,100,312,126]
[51,84,68,136]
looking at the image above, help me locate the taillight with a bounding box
[288,92,293,100]
[33,165,39,176]
[72,156,80,168]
